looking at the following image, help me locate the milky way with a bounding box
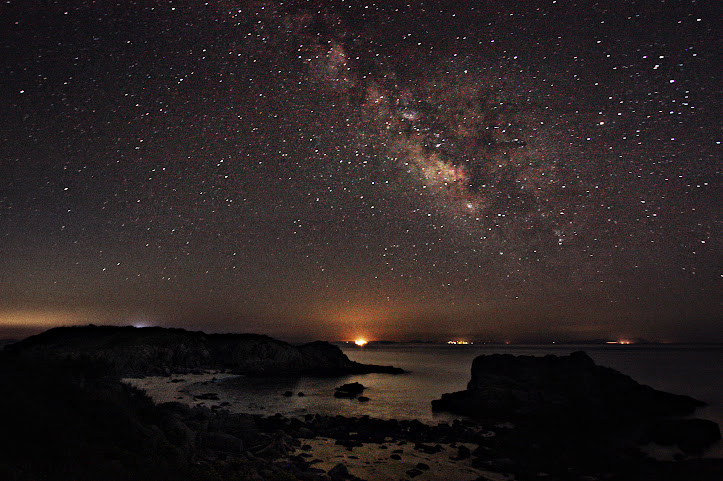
[260,5,565,234]
[1,1,720,342]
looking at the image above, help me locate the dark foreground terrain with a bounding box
[1,327,722,481]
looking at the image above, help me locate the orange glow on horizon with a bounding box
[354,338,368,346]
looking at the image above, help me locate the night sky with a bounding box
[1,1,720,342]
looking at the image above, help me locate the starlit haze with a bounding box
[1,1,720,343]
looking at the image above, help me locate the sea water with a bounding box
[197,344,722,457]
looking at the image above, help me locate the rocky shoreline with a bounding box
[122,370,722,481]
[2,328,722,480]
[431,351,721,457]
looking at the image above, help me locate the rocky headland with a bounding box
[433,351,721,456]
[5,325,403,377]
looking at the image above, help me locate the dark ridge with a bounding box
[6,325,404,377]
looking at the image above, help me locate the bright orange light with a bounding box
[354,339,368,347]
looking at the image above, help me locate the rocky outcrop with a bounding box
[432,351,704,422]
[5,325,403,377]
[432,351,720,454]
[334,382,365,399]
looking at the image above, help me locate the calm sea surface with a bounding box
[204,344,722,457]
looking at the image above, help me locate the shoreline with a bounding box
[123,372,723,480]
[124,372,501,480]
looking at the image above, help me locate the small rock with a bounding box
[406,468,423,478]
[194,392,219,400]
[335,439,363,449]
[415,443,442,454]
[298,391,305,396]
[283,391,293,397]
[390,454,402,460]
[358,396,370,402]
[454,445,471,460]
[334,382,365,399]
[416,462,430,470]
[328,462,350,480]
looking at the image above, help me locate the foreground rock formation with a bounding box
[432,351,721,454]
[6,325,403,377]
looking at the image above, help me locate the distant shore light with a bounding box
[447,340,473,345]
[354,339,368,346]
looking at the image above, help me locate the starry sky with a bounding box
[1,1,720,342]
